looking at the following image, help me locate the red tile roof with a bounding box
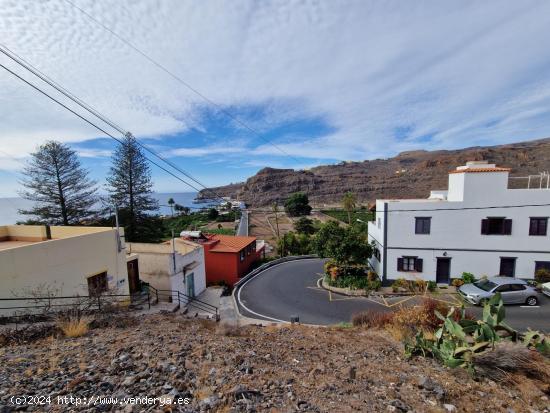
[449,167,511,174]
[208,234,257,253]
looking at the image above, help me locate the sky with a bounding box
[1,0,550,196]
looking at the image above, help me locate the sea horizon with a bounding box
[0,192,214,225]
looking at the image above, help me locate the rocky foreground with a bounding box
[0,314,548,412]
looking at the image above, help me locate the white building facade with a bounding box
[368,161,550,283]
[126,239,206,300]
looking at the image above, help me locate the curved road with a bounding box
[237,258,390,325]
[236,258,550,330]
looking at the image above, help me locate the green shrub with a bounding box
[461,272,476,284]
[427,281,437,292]
[405,294,550,374]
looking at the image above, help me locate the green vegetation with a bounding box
[535,267,550,284]
[277,231,312,256]
[293,217,318,235]
[106,134,159,242]
[311,220,371,267]
[162,210,238,238]
[284,192,312,217]
[405,294,550,374]
[321,209,373,224]
[341,191,357,224]
[19,140,98,225]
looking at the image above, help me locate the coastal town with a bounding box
[1,1,550,412]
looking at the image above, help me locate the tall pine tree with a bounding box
[106,134,159,241]
[19,141,98,225]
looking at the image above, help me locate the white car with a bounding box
[542,282,550,298]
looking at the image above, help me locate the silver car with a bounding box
[459,277,539,306]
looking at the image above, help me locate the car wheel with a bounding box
[525,296,538,306]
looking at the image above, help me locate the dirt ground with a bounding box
[1,315,547,412]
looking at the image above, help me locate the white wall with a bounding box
[0,229,128,315]
[369,170,550,281]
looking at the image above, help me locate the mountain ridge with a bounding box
[197,137,550,206]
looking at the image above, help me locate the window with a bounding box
[240,250,245,262]
[494,284,512,293]
[373,248,381,261]
[397,257,423,272]
[481,217,512,235]
[499,257,516,277]
[529,217,548,236]
[87,271,108,296]
[509,284,526,291]
[415,217,431,234]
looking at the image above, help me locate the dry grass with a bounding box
[216,322,243,337]
[57,316,90,338]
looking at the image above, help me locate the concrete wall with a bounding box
[126,241,206,301]
[0,228,128,315]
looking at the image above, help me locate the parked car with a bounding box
[542,282,550,298]
[458,277,539,306]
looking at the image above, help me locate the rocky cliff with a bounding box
[198,137,550,206]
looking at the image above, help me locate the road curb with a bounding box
[232,256,320,324]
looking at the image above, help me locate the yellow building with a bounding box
[0,225,138,316]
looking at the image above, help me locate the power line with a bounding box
[62,0,302,164]
[0,59,274,233]
[0,44,225,204]
[0,62,207,194]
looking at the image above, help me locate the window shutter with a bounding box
[481,219,489,234]
[415,258,423,272]
[397,258,404,271]
[503,219,512,235]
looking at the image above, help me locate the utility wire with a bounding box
[0,44,275,238]
[0,62,206,194]
[0,45,224,204]
[62,0,302,164]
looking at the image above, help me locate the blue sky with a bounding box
[2,0,550,196]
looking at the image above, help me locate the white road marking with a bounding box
[236,258,320,324]
[520,306,540,308]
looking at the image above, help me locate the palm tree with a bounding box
[342,191,356,225]
[167,197,175,217]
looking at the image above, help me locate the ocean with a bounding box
[0,192,215,225]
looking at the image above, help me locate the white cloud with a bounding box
[1,0,550,169]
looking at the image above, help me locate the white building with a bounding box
[126,238,206,300]
[368,161,550,283]
[0,225,135,316]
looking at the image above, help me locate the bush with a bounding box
[57,314,90,338]
[352,311,394,327]
[461,272,476,284]
[391,278,426,293]
[427,281,437,292]
[535,268,550,284]
[405,294,550,375]
[451,278,464,287]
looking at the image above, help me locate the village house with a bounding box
[126,238,206,300]
[0,225,135,315]
[368,161,550,284]
[181,232,265,286]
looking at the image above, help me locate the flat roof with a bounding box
[0,240,46,251]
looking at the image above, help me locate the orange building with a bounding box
[183,233,265,286]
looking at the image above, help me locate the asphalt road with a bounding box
[237,210,248,236]
[236,258,550,331]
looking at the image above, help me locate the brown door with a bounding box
[127,259,140,294]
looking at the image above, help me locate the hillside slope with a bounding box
[198,137,550,206]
